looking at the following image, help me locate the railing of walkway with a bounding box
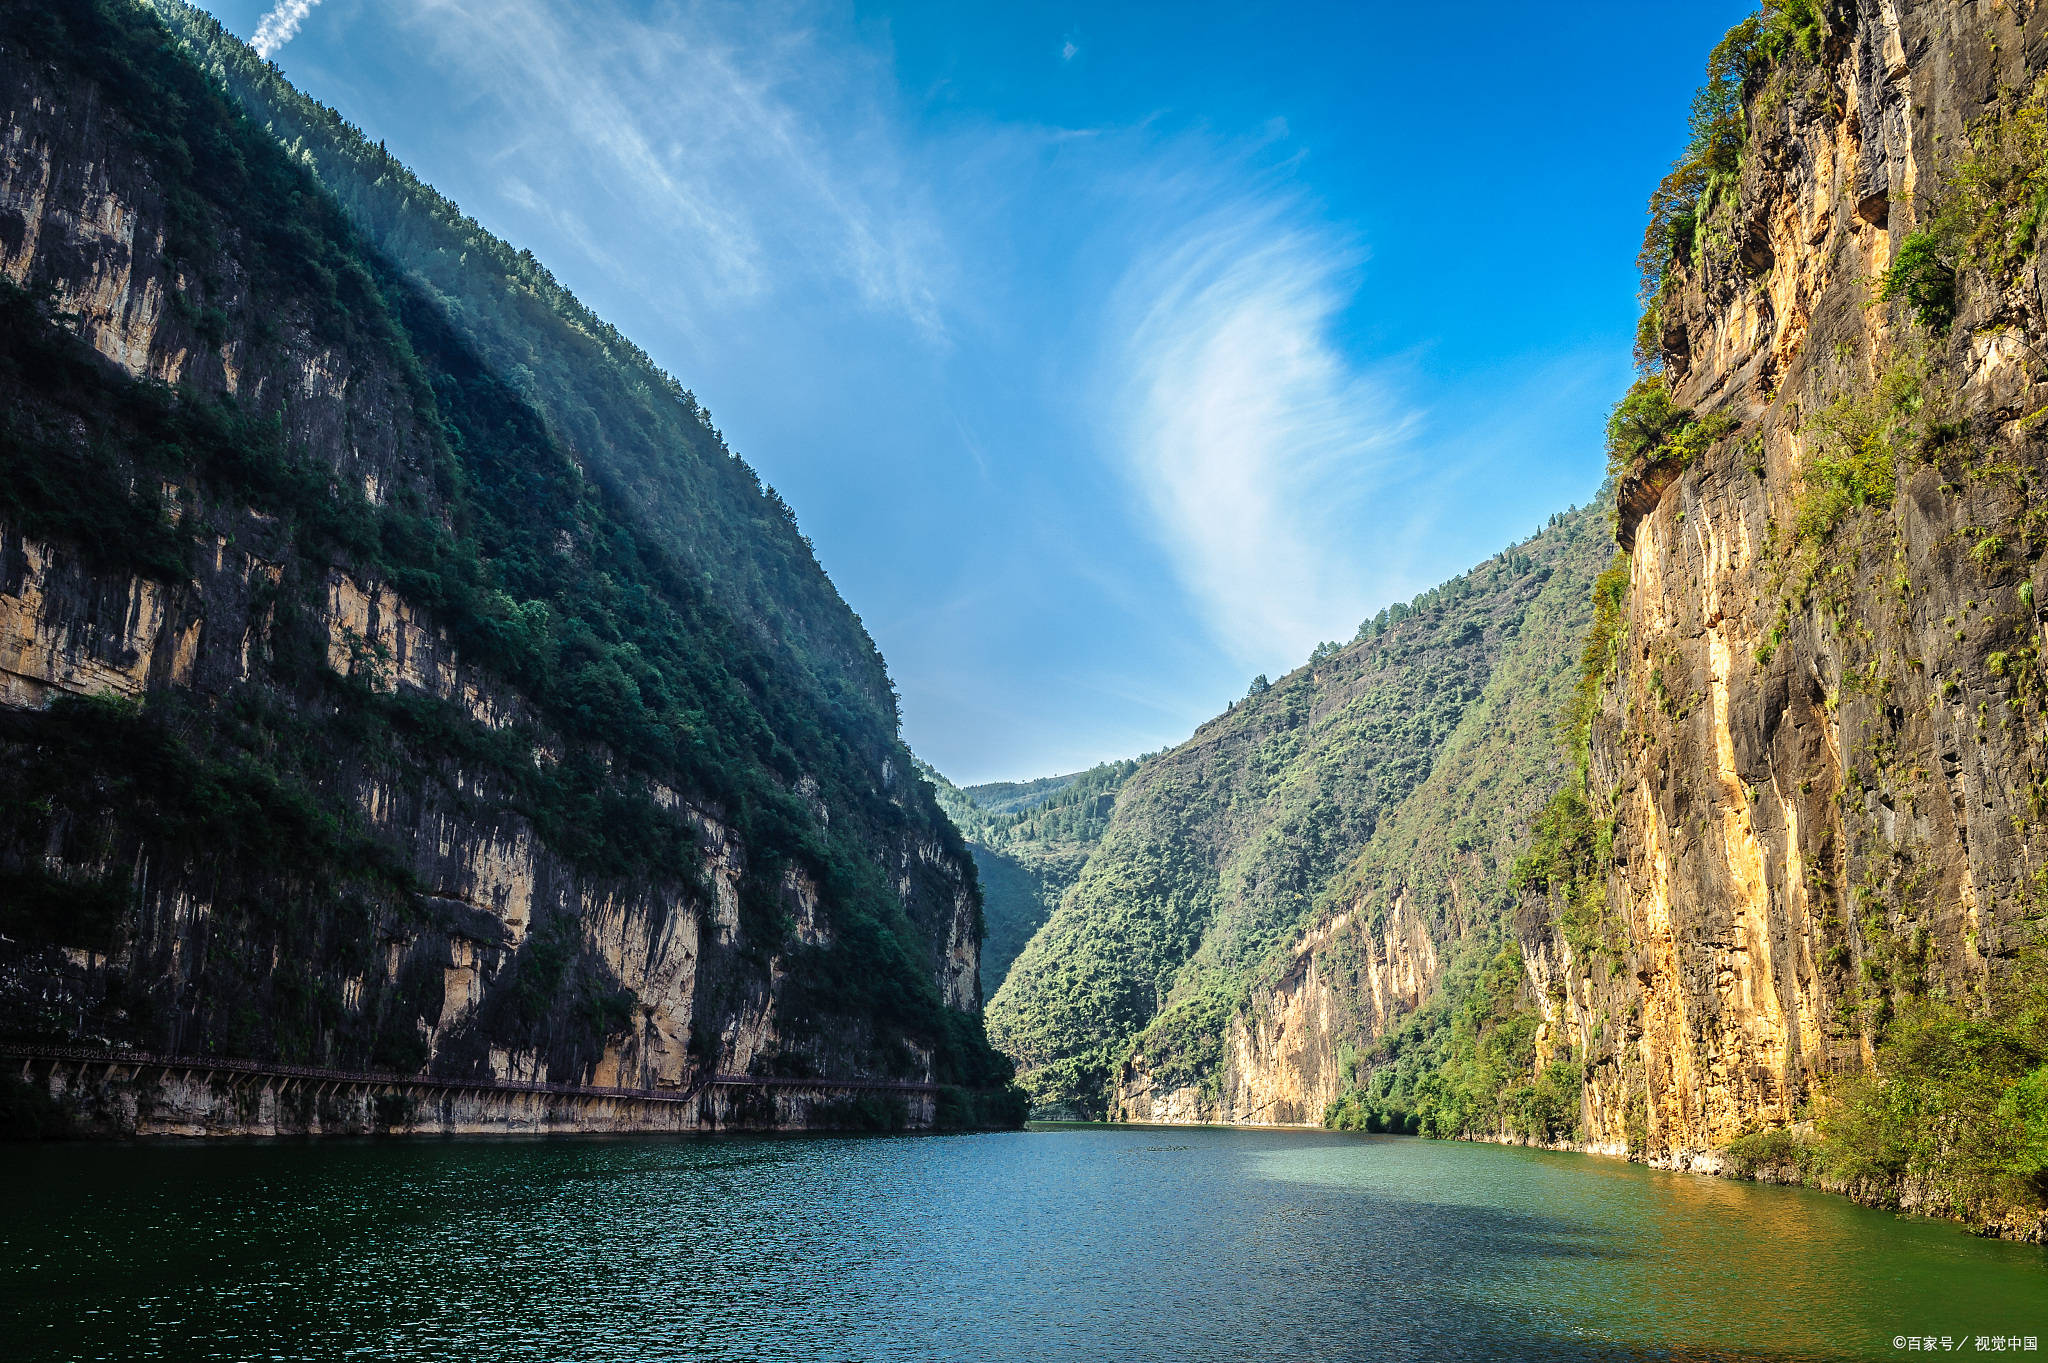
[1,1041,942,1105]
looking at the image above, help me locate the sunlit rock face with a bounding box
[1550,0,2048,1169]
[0,9,992,1134]
[1139,1,2048,1205]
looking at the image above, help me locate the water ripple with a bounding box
[2,1127,2041,1361]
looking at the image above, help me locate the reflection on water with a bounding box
[1249,1136,2045,1359]
[1,1126,2041,1361]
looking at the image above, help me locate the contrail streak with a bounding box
[251,0,323,58]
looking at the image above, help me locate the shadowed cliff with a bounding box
[0,0,1019,1133]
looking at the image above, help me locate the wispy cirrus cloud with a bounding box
[1108,194,1418,668]
[395,0,950,339]
[222,0,1606,778]
[251,0,322,57]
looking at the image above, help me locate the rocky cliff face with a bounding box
[0,2,1012,1133]
[1540,0,2048,1168]
[1123,0,2046,1233]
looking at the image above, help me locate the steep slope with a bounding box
[922,760,1133,1001]
[1116,507,1616,1123]
[0,1,1015,1134]
[1252,0,2047,1238]
[987,508,1610,1116]
[1514,0,2048,1230]
[143,0,900,743]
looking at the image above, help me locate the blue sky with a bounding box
[204,0,1748,784]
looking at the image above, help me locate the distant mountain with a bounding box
[921,760,1138,1002]
[959,772,1092,819]
[1117,503,1615,1126]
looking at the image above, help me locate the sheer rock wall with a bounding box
[0,16,983,1134]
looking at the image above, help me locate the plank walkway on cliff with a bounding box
[2,1041,941,1112]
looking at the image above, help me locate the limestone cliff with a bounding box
[1137,0,2047,1234]
[1538,0,2048,1173]
[0,2,1016,1134]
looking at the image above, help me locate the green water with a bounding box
[1,1125,2041,1361]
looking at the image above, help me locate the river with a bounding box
[3,1124,2042,1361]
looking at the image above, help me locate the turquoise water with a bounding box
[2,1125,2042,1361]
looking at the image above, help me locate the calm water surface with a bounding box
[3,1125,2043,1361]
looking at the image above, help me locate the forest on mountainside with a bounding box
[142,0,903,745]
[985,505,1610,1116]
[923,761,1138,1001]
[0,0,1013,1123]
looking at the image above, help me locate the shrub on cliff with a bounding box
[1819,948,2048,1222]
[1605,379,1686,478]
[1883,78,2048,337]
[1793,349,1931,544]
[1604,377,1736,483]
[1878,233,1958,333]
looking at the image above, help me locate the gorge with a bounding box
[975,0,2048,1244]
[0,6,2043,1347]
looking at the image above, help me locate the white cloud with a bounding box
[398,0,949,339]
[1061,39,1079,62]
[251,0,322,57]
[1110,199,1418,667]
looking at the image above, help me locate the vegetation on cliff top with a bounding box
[930,761,1139,850]
[1635,0,1834,369]
[142,0,904,744]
